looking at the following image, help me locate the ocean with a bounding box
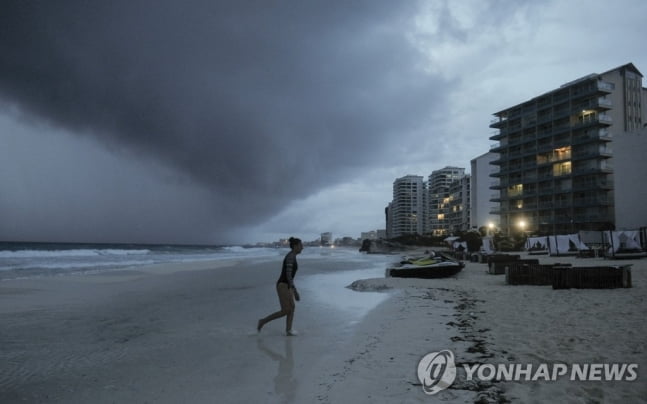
[0,242,383,281]
[0,242,285,281]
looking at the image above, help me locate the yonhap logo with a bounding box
[417,350,457,395]
[417,348,639,395]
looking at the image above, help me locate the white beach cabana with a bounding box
[604,230,646,258]
[548,234,589,256]
[525,236,549,254]
[481,236,495,255]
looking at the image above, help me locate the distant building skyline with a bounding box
[386,168,471,238]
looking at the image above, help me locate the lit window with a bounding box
[554,146,571,160]
[508,184,523,197]
[553,161,572,176]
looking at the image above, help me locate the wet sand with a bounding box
[0,251,396,403]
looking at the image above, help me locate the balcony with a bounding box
[570,117,607,132]
[572,97,613,113]
[553,92,570,103]
[507,188,524,198]
[599,129,612,141]
[538,96,552,108]
[573,197,611,207]
[507,149,523,158]
[552,216,576,225]
[490,116,507,128]
[575,145,613,159]
[553,108,571,120]
[552,187,573,195]
[572,132,612,146]
[536,186,554,195]
[573,180,613,191]
[552,124,572,137]
[570,80,613,100]
[572,164,613,176]
[554,200,572,208]
[535,129,551,141]
[571,114,612,130]
[535,142,554,153]
[491,177,506,185]
[523,174,538,183]
[507,135,525,146]
[597,97,612,109]
[505,125,523,136]
[522,187,538,196]
[537,114,553,124]
[537,173,554,182]
[599,114,612,124]
[506,163,523,173]
[537,215,553,223]
[573,213,613,222]
[521,203,538,210]
[598,81,614,92]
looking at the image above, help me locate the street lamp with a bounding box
[487,222,495,236]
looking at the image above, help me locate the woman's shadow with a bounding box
[257,337,296,403]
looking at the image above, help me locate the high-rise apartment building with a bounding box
[471,152,499,230]
[385,203,393,239]
[387,175,425,238]
[447,174,471,234]
[320,232,332,246]
[427,167,466,236]
[360,231,378,240]
[489,63,646,235]
[386,168,473,238]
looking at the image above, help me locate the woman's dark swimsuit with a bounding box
[277,251,298,288]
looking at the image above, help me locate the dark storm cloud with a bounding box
[0,0,447,237]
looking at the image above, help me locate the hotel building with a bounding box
[446,174,471,234]
[427,167,466,236]
[489,63,646,235]
[387,175,425,238]
[470,152,499,230]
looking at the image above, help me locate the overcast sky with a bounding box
[1,0,646,245]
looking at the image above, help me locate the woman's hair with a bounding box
[289,237,302,249]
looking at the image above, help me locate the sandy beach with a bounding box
[1,250,645,403]
[347,252,647,403]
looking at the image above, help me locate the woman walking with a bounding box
[257,237,303,336]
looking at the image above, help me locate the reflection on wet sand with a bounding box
[257,337,296,403]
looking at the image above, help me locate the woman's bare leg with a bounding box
[258,283,294,332]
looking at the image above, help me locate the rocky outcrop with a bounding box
[359,239,406,254]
